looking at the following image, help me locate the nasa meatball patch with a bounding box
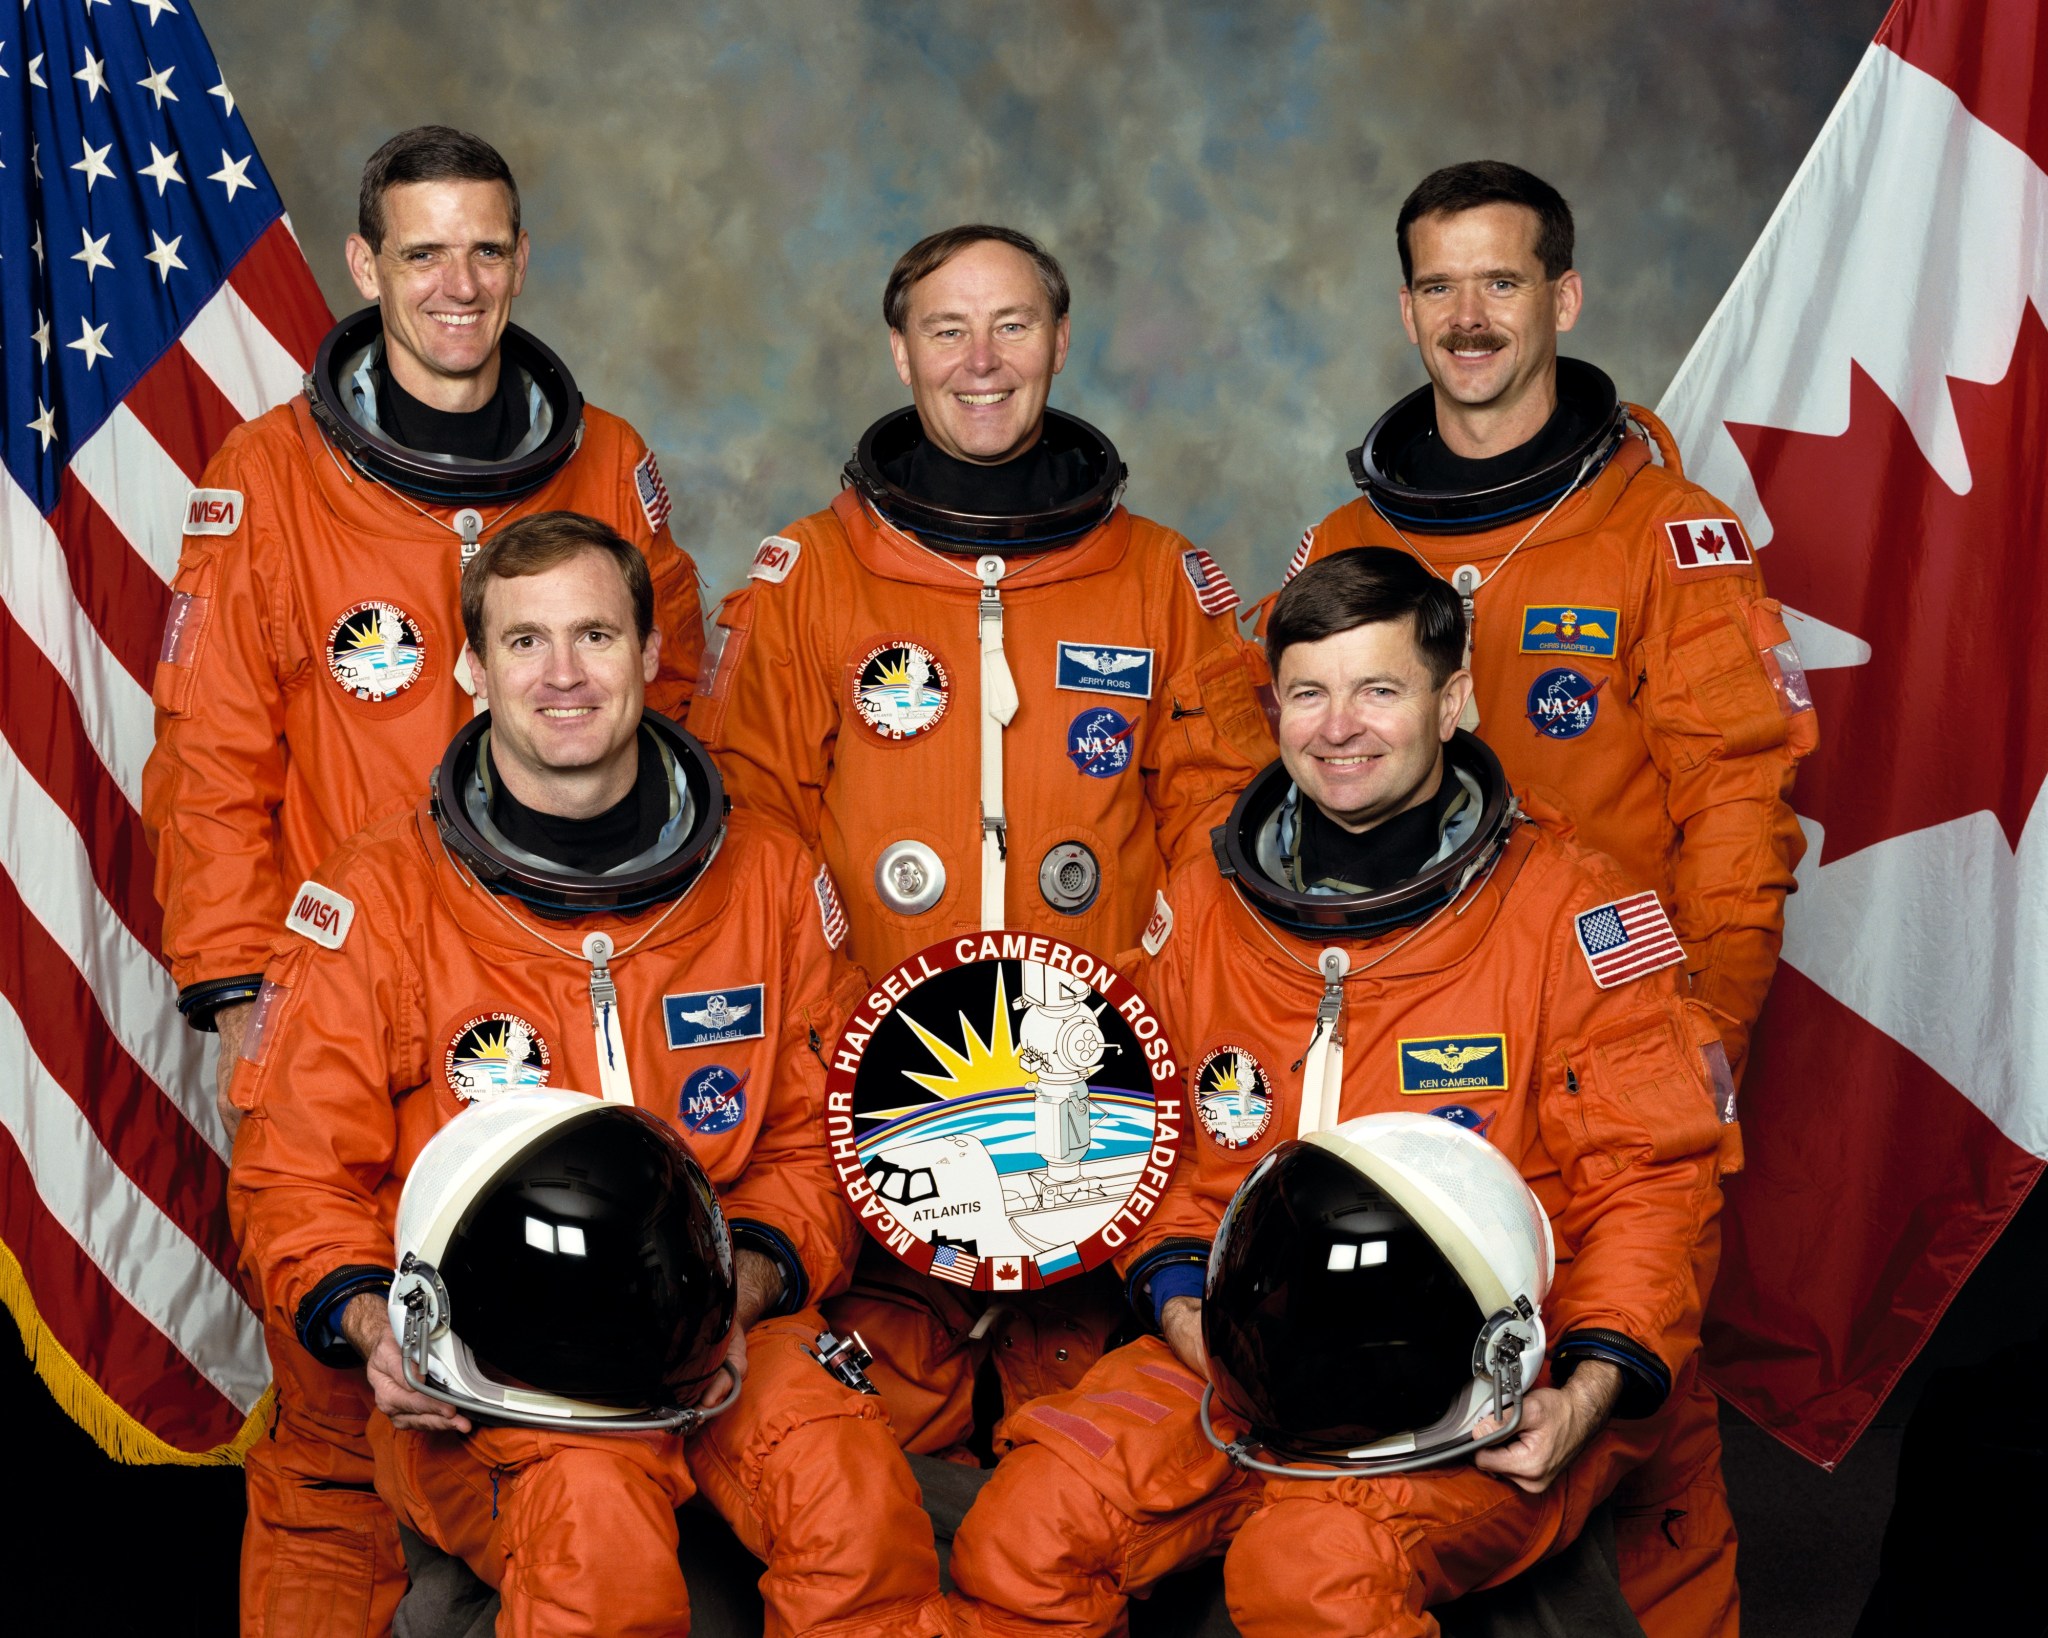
[1194,1045,1274,1151]
[1526,667,1602,739]
[1067,706,1135,778]
[679,1064,749,1135]
[664,984,766,1049]
[444,1012,553,1102]
[184,488,244,536]
[827,935,1180,1292]
[284,880,354,950]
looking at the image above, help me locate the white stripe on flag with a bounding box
[0,990,266,1410]
[180,278,305,423]
[0,476,157,807]
[68,403,191,582]
[0,732,219,1150]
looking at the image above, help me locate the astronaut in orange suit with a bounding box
[143,129,701,1638]
[228,514,944,1638]
[1277,163,1818,1637]
[691,224,1272,1454]
[945,548,1726,1638]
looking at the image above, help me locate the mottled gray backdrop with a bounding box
[207,0,1888,600]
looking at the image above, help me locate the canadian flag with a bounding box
[1658,0,2048,1466]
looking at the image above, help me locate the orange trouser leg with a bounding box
[688,1312,947,1638]
[372,1419,696,1638]
[947,1337,1258,1638]
[1613,1379,1740,1638]
[823,1249,1128,1456]
[241,1321,405,1638]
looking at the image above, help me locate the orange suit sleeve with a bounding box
[614,426,704,719]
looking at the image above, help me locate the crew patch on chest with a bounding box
[1194,1045,1274,1151]
[445,1012,553,1102]
[1056,642,1155,699]
[1520,605,1619,658]
[664,984,766,1049]
[1067,706,1135,777]
[1664,517,1754,570]
[851,640,952,742]
[1399,1034,1509,1094]
[284,880,354,950]
[679,1064,749,1135]
[327,601,427,702]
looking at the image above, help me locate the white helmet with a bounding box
[389,1090,738,1432]
[1201,1110,1554,1476]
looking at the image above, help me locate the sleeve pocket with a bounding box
[1668,610,1785,759]
[1574,1010,1721,1167]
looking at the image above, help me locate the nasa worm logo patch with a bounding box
[444,1012,552,1103]
[851,639,952,742]
[327,601,426,702]
[1193,1044,1274,1151]
[827,934,1180,1291]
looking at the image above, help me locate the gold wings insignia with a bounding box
[1408,1042,1499,1073]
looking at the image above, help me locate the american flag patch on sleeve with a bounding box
[929,1244,980,1287]
[1575,892,1686,989]
[814,864,849,950]
[1283,529,1313,585]
[1180,549,1241,616]
[635,451,673,536]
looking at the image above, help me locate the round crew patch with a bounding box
[1194,1044,1274,1151]
[445,1012,553,1102]
[328,601,427,701]
[1066,706,1134,778]
[679,1064,748,1134]
[1526,666,1600,740]
[851,639,951,742]
[827,934,1179,1292]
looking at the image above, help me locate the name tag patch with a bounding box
[1398,1033,1509,1094]
[665,984,766,1049]
[1520,605,1619,658]
[285,880,355,950]
[184,488,243,536]
[1056,642,1155,699]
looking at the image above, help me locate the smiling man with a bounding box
[143,127,702,1638]
[692,224,1272,1460]
[1278,159,1820,1638]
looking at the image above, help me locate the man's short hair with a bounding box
[461,512,652,652]
[358,126,521,253]
[1396,161,1574,284]
[883,224,1071,331]
[1267,548,1465,688]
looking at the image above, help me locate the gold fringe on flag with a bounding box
[0,1236,270,1466]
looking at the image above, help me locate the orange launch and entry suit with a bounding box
[1292,404,1811,1638]
[227,800,947,1638]
[945,820,1727,1638]
[144,393,702,1637]
[692,486,1271,1451]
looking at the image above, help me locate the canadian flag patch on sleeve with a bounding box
[285,880,355,950]
[1181,548,1241,616]
[184,488,244,536]
[814,864,849,950]
[1664,517,1754,570]
[1574,891,1685,989]
[634,451,673,536]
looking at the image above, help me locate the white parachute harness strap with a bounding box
[1370,442,1604,734]
[444,844,698,1108]
[1296,947,1350,1139]
[975,554,1019,930]
[580,932,634,1105]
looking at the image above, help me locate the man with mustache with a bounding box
[1278,160,1817,1638]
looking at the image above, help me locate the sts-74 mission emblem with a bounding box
[827,935,1181,1291]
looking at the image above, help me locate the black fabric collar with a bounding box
[486,734,667,874]
[1393,391,1601,496]
[373,353,531,463]
[879,433,1099,525]
[1293,763,1466,895]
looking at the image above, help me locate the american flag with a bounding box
[1574,892,1686,991]
[1283,527,1313,586]
[1179,547,1240,617]
[812,862,847,952]
[1,0,330,1461]
[927,1243,978,1287]
[633,448,671,536]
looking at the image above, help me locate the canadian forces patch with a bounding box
[1194,1045,1274,1151]
[327,601,426,702]
[851,640,951,741]
[445,1012,552,1102]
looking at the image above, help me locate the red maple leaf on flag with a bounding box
[995,1262,1020,1282]
[1726,302,2048,860]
